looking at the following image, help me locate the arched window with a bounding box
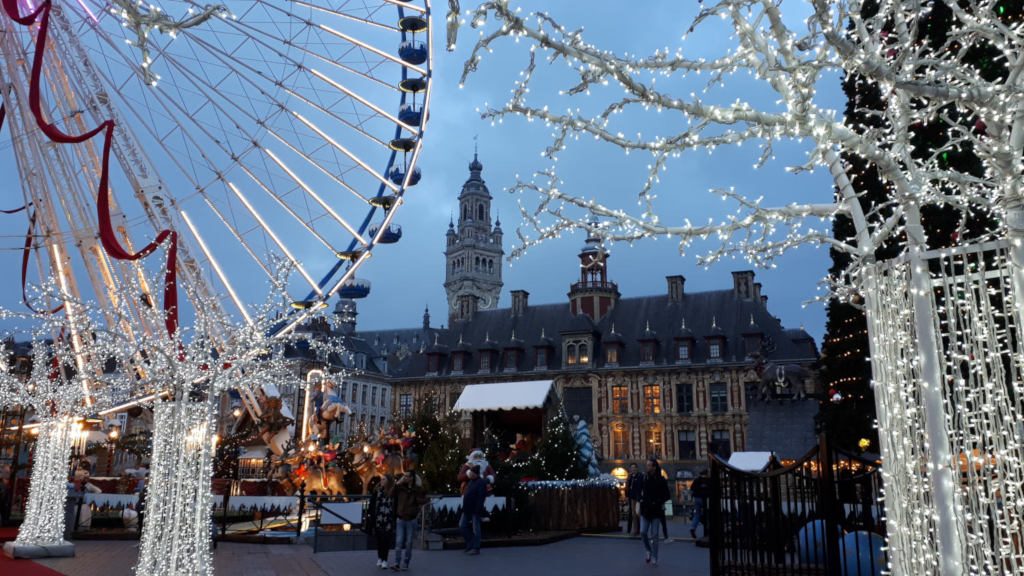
[477,204,485,221]
[475,256,480,271]
[578,343,590,364]
[488,259,494,273]
[566,344,578,365]
[463,205,469,220]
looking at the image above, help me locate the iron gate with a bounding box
[709,436,887,576]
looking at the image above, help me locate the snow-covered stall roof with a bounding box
[453,380,554,412]
[727,452,773,472]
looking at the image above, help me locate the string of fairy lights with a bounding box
[456,1,1024,574]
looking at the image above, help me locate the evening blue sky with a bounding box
[0,1,838,344]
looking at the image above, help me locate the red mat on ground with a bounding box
[0,526,18,542]
[0,551,66,576]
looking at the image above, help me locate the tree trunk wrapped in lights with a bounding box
[14,417,77,547]
[457,1,1024,573]
[136,399,216,576]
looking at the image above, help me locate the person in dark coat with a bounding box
[639,457,670,566]
[391,469,427,571]
[460,465,487,555]
[625,463,644,536]
[367,475,396,569]
[689,470,711,539]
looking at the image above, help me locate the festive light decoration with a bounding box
[136,400,215,576]
[457,2,1024,574]
[14,417,77,546]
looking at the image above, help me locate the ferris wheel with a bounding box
[0,0,433,341]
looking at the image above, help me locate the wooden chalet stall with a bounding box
[453,380,557,450]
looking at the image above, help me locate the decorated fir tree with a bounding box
[530,409,585,481]
[820,0,1002,451]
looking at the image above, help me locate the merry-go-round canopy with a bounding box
[453,380,554,413]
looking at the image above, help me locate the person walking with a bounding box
[626,463,644,536]
[460,465,487,555]
[391,469,427,571]
[689,470,710,540]
[368,475,396,569]
[639,457,670,566]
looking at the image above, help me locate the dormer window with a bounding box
[427,354,440,374]
[709,342,721,360]
[504,350,518,371]
[640,343,655,364]
[480,353,491,372]
[536,348,548,369]
[677,342,690,362]
[452,354,464,373]
[606,347,619,365]
[564,337,592,368]
[356,354,367,370]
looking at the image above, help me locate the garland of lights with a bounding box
[136,400,216,576]
[14,417,77,547]
[456,2,1024,574]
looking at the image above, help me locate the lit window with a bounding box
[612,385,629,414]
[606,346,619,365]
[579,343,589,364]
[612,425,629,459]
[566,344,578,365]
[644,385,662,415]
[645,428,663,458]
[678,343,690,361]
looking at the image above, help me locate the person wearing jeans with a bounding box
[391,470,427,571]
[689,470,710,539]
[639,457,670,566]
[393,518,417,570]
[460,465,487,554]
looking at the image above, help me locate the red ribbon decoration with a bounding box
[21,211,64,315]
[2,0,179,336]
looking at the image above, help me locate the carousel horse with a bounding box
[309,380,351,441]
[275,448,348,495]
[258,395,294,456]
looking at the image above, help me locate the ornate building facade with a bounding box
[343,156,821,479]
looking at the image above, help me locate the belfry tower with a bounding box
[444,152,504,324]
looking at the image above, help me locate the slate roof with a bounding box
[354,286,818,379]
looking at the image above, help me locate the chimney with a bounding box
[761,295,769,308]
[511,290,530,316]
[753,282,762,302]
[666,275,685,303]
[732,270,755,300]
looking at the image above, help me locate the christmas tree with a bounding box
[819,0,1003,451]
[530,409,585,481]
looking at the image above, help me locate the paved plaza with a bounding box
[29,521,709,576]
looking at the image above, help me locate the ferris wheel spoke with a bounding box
[226,181,322,295]
[177,31,393,197]
[286,0,399,32]
[156,53,379,248]
[179,209,253,326]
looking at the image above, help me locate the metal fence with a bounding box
[709,436,887,576]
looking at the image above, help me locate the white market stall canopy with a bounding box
[727,452,773,472]
[453,380,554,412]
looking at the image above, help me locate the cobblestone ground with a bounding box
[34,520,710,576]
